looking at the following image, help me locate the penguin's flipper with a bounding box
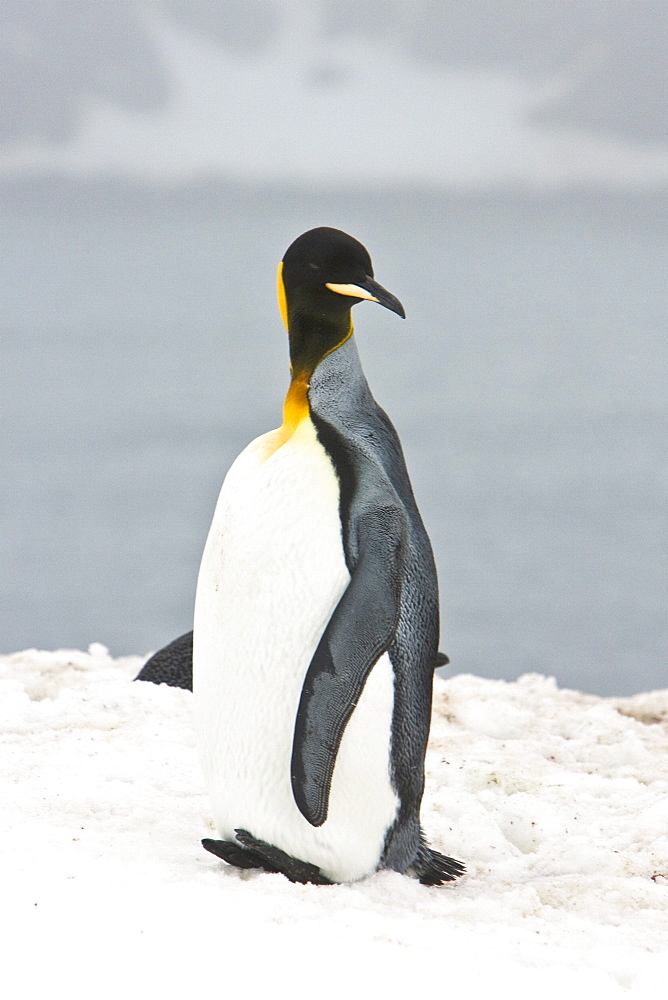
[135,631,193,690]
[434,651,450,668]
[291,508,405,828]
[234,830,332,885]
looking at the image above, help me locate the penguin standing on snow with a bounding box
[140,227,464,886]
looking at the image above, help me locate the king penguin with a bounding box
[185,228,463,886]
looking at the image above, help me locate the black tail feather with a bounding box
[412,839,466,886]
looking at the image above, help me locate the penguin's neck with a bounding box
[282,310,354,435]
[288,310,353,382]
[307,333,374,422]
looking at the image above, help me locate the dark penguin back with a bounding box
[308,337,439,872]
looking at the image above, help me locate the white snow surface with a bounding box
[1,645,667,998]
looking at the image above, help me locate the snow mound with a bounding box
[1,647,666,998]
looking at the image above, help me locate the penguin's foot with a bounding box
[411,840,466,886]
[234,829,333,885]
[201,832,332,884]
[202,837,271,871]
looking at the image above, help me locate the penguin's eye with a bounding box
[308,262,320,272]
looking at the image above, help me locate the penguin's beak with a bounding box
[325,276,405,319]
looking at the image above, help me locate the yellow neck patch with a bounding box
[264,261,352,460]
[282,373,310,433]
[261,373,310,460]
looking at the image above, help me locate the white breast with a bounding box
[193,417,398,882]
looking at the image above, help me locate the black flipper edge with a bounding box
[135,631,193,690]
[291,507,405,828]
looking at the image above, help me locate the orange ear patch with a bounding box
[277,261,289,331]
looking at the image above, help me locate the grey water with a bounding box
[2,180,666,696]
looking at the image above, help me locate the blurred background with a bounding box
[2,0,666,695]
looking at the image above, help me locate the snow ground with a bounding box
[1,645,666,998]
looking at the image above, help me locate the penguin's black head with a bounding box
[279,227,405,330]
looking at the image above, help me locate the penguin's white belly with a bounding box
[193,417,399,883]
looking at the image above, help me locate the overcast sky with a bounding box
[2,0,665,150]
